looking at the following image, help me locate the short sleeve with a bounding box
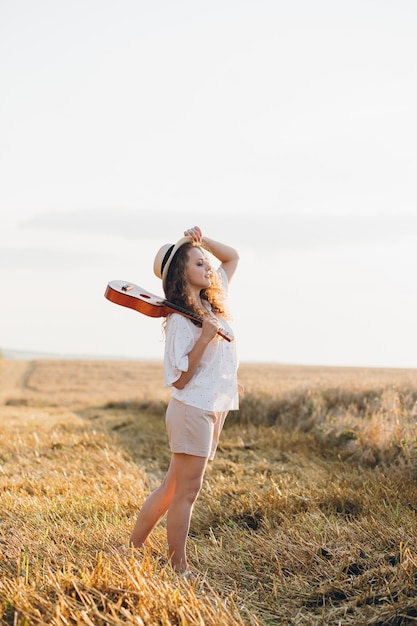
[164,314,197,386]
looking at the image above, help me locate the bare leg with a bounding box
[166,453,208,573]
[130,458,176,548]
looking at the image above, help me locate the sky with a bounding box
[1,0,417,368]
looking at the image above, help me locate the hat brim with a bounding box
[161,235,194,289]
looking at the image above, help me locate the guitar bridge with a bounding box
[121,284,134,292]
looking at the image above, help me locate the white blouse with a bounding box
[163,268,239,412]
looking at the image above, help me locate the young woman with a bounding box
[130,225,240,576]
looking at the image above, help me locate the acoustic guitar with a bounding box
[105,280,233,342]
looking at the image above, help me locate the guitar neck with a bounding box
[162,299,203,324]
[162,299,233,342]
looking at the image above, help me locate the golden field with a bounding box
[1,358,417,625]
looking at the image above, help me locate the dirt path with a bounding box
[0,360,33,404]
[0,359,169,408]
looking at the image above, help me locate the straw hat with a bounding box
[153,235,193,290]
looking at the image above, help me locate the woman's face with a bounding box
[185,246,212,290]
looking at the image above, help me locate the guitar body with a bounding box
[105,281,169,319]
[104,280,234,342]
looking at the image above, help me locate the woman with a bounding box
[130,225,240,577]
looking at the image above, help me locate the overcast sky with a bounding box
[1,1,416,368]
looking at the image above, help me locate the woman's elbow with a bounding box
[230,248,240,262]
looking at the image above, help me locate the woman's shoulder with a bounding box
[165,312,200,344]
[167,311,186,323]
[166,312,196,329]
[216,266,229,293]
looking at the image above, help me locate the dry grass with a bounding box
[1,359,417,624]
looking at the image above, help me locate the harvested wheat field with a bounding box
[1,359,417,625]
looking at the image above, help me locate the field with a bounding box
[1,359,417,625]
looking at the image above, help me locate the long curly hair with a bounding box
[164,242,229,319]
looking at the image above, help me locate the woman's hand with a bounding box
[200,317,220,344]
[184,226,203,243]
[184,227,239,283]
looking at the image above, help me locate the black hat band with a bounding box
[161,244,174,275]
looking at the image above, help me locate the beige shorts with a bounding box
[166,398,228,460]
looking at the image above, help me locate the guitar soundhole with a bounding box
[139,293,151,299]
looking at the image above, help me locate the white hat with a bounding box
[153,236,193,290]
